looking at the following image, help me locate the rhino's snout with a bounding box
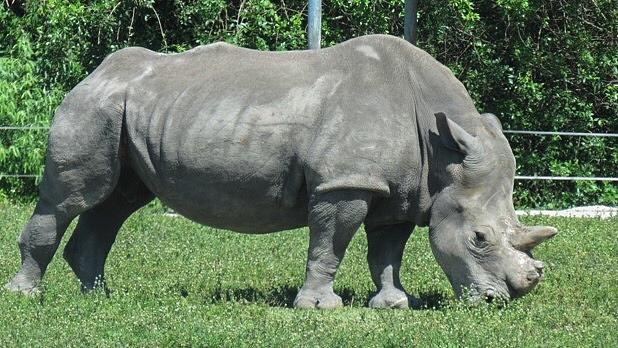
[477,285,510,303]
[484,288,502,303]
[485,289,496,303]
[525,260,544,281]
[533,260,545,271]
[525,270,541,286]
[529,260,545,281]
[505,257,547,298]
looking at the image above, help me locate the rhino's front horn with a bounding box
[512,226,558,251]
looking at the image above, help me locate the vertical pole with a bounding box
[404,0,419,44]
[308,0,322,49]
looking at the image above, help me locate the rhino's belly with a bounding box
[126,121,310,233]
[133,163,310,233]
[158,185,309,234]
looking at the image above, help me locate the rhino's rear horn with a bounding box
[511,226,558,251]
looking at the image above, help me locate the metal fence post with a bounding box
[308,0,322,49]
[404,0,419,44]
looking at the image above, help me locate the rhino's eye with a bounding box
[474,231,487,242]
[472,229,492,249]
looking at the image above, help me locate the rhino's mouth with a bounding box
[470,282,511,303]
[484,285,511,303]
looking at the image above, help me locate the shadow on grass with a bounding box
[203,285,364,308]
[204,285,299,307]
[414,291,449,310]
[199,285,449,309]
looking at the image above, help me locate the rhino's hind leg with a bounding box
[6,88,127,295]
[366,223,414,309]
[5,166,124,295]
[4,199,74,295]
[5,169,117,295]
[293,190,370,309]
[63,169,153,291]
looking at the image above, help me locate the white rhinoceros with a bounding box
[6,35,557,308]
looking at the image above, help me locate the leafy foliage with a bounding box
[0,0,616,208]
[0,35,64,198]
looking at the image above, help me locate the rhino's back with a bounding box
[86,35,456,231]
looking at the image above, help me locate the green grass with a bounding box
[0,201,616,347]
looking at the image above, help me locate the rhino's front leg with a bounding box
[293,190,371,309]
[366,223,413,309]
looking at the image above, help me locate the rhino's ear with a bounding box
[481,113,503,132]
[435,112,481,156]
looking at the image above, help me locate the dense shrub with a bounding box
[0,35,64,198]
[0,0,616,208]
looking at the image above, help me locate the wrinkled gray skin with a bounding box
[5,35,557,308]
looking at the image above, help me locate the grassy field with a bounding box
[0,201,616,347]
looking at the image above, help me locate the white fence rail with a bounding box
[0,126,50,130]
[514,175,618,182]
[0,125,616,181]
[503,130,618,137]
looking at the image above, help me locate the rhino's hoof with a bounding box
[294,289,343,309]
[369,289,409,309]
[4,278,40,296]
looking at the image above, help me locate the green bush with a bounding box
[0,0,616,208]
[0,35,64,198]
